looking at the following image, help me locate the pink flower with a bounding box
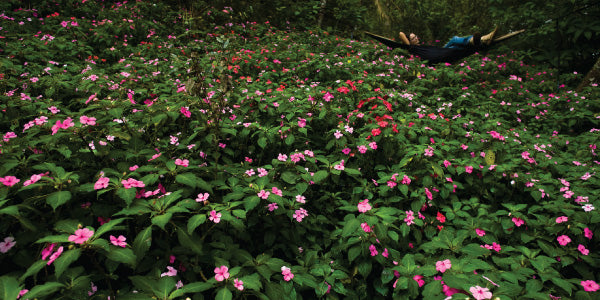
[23,174,43,186]
[214,266,230,281]
[443,285,462,297]
[109,235,127,247]
[161,266,177,277]
[465,166,474,174]
[470,285,493,300]
[475,228,486,236]
[271,186,283,196]
[297,118,306,128]
[258,190,270,199]
[361,222,372,233]
[584,227,593,239]
[369,244,378,256]
[175,158,189,167]
[80,115,96,125]
[180,106,191,118]
[281,266,294,281]
[17,289,29,299]
[436,259,451,273]
[413,275,425,287]
[94,177,110,190]
[209,210,221,223]
[581,280,599,292]
[555,216,568,223]
[68,228,94,244]
[234,278,244,291]
[557,235,571,246]
[401,175,411,185]
[578,244,589,255]
[292,208,308,222]
[0,176,20,187]
[47,246,63,265]
[41,243,56,260]
[122,178,145,189]
[3,131,17,142]
[425,188,433,200]
[267,203,278,211]
[196,193,209,203]
[0,237,16,253]
[512,217,525,227]
[357,199,372,213]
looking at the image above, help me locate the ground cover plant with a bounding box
[0,1,599,299]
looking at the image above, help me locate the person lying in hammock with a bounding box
[398,27,498,49]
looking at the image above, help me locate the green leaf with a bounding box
[152,212,173,230]
[180,281,214,293]
[154,276,175,299]
[357,261,372,277]
[95,217,127,237]
[341,217,360,237]
[388,230,399,242]
[239,273,262,291]
[258,137,267,149]
[36,234,70,244]
[244,196,261,211]
[187,214,207,233]
[215,287,233,300]
[281,171,297,184]
[22,282,64,299]
[175,173,197,188]
[54,249,81,278]
[550,277,573,295]
[132,226,152,264]
[46,191,72,210]
[422,280,442,298]
[106,247,137,267]
[130,276,156,293]
[0,276,20,300]
[176,227,203,255]
[19,260,47,281]
[0,205,19,217]
[312,170,328,183]
[348,245,361,262]
[116,188,136,206]
[344,168,361,175]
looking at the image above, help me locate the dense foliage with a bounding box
[1,1,599,299]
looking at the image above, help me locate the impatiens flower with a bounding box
[296,195,306,203]
[176,280,183,289]
[234,278,244,291]
[0,176,20,187]
[436,259,452,273]
[404,210,415,226]
[18,289,29,299]
[110,235,127,247]
[94,177,110,190]
[0,237,16,253]
[413,275,425,287]
[196,193,209,203]
[401,175,411,185]
[180,106,191,118]
[175,158,189,167]
[512,217,525,227]
[41,243,56,260]
[3,131,17,142]
[161,266,177,277]
[361,222,372,233]
[557,235,571,246]
[271,186,283,196]
[584,227,593,239]
[258,190,270,199]
[465,165,474,174]
[357,199,372,213]
[47,246,63,265]
[209,210,221,223]
[80,115,96,125]
[581,280,599,292]
[578,244,589,255]
[582,204,595,212]
[470,285,493,300]
[369,244,378,256]
[214,266,230,281]
[475,228,486,236]
[281,266,294,281]
[297,118,306,128]
[292,208,308,222]
[436,212,446,223]
[555,216,568,223]
[69,228,94,244]
[23,174,43,186]
[267,203,278,211]
[121,178,145,189]
[425,187,433,200]
[88,282,97,296]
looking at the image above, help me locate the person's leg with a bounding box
[481,27,498,45]
[443,35,473,48]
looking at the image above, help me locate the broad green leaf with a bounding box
[215,287,233,300]
[312,170,328,183]
[0,205,19,217]
[154,276,175,299]
[180,281,214,293]
[46,191,72,210]
[357,261,372,277]
[19,260,47,281]
[132,226,152,264]
[550,277,573,295]
[106,247,137,267]
[244,196,261,211]
[95,217,127,237]
[22,282,64,299]
[187,214,207,233]
[422,280,442,298]
[341,217,360,237]
[281,171,297,184]
[54,249,81,278]
[175,173,197,188]
[240,273,262,291]
[152,212,172,230]
[36,234,70,244]
[130,276,156,293]
[176,227,203,255]
[0,276,20,300]
[257,137,267,149]
[348,246,361,262]
[116,188,136,207]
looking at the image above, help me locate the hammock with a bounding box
[365,30,525,64]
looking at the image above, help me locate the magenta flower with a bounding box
[475,228,486,236]
[297,118,306,128]
[267,203,278,211]
[465,165,474,174]
[281,266,294,281]
[79,115,96,125]
[557,235,571,246]
[401,175,411,185]
[581,280,599,292]
[0,237,16,253]
[257,190,270,199]
[234,278,244,291]
[361,223,372,233]
[110,235,127,248]
[214,265,230,281]
[0,176,20,187]
[68,228,94,244]
[175,158,189,167]
[436,259,452,273]
[122,178,145,189]
[209,210,221,223]
[3,131,17,142]
[292,208,308,222]
[555,216,568,223]
[512,217,525,227]
[425,188,433,200]
[470,285,493,300]
[47,246,63,265]
[41,243,56,260]
[161,266,177,277]
[94,177,110,190]
[357,199,372,213]
[180,106,191,118]
[196,193,209,203]
[413,275,425,287]
[578,244,589,255]
[584,227,593,239]
[369,244,378,256]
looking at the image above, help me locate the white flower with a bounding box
[582,204,595,212]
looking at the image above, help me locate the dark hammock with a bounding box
[365,30,524,64]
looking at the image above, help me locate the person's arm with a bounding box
[398,32,410,45]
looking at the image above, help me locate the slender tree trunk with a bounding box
[317,0,327,28]
[577,51,600,92]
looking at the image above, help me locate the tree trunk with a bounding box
[317,0,327,28]
[576,51,600,92]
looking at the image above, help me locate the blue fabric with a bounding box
[444,35,473,49]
